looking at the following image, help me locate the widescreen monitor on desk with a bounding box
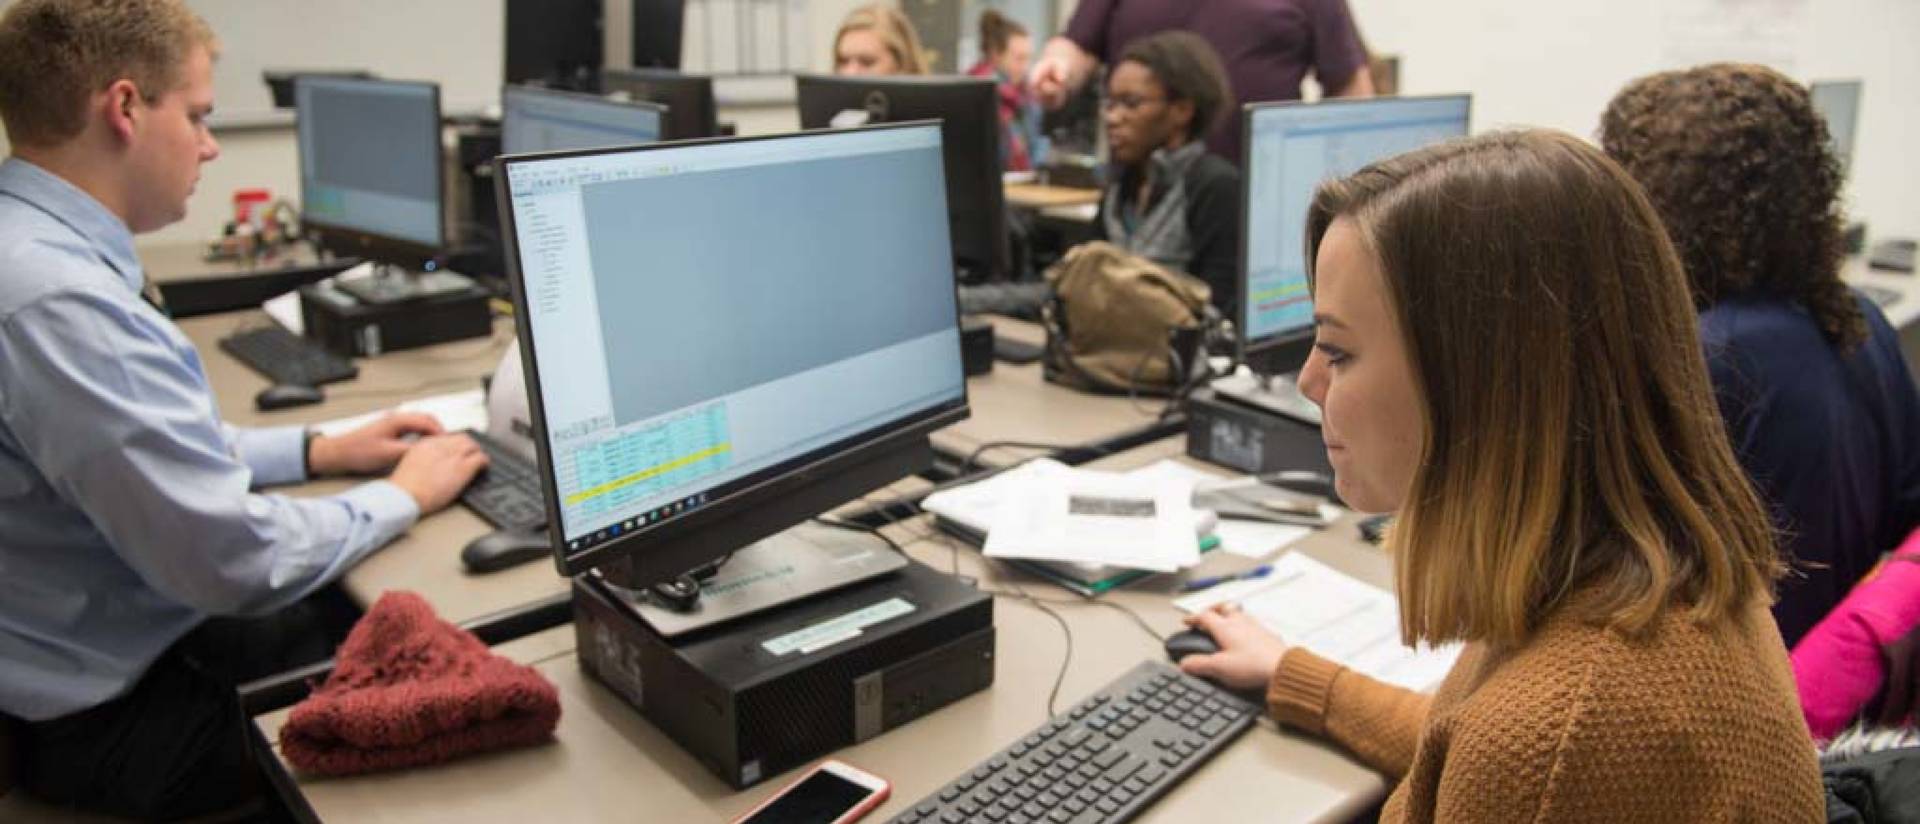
[1238,94,1472,375]
[294,76,444,268]
[600,67,718,141]
[796,74,1010,284]
[494,122,969,587]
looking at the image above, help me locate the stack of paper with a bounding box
[1175,553,1461,692]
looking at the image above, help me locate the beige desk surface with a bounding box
[139,240,339,285]
[1004,182,1103,210]
[253,436,1388,824]
[935,317,1164,470]
[185,309,934,625]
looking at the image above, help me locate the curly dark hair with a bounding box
[1119,31,1232,144]
[1600,63,1864,349]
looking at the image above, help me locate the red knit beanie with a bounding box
[279,591,561,776]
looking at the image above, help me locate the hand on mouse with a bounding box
[307,412,446,477]
[1178,603,1291,691]
[387,432,488,514]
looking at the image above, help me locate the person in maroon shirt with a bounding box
[1030,0,1374,163]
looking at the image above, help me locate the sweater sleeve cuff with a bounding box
[1268,647,1347,735]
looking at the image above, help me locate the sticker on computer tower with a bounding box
[761,598,915,657]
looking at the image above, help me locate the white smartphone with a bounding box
[730,759,891,824]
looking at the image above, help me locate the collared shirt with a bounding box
[1063,0,1369,164]
[1702,291,1920,647]
[0,158,419,721]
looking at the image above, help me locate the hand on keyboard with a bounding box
[389,433,490,514]
[308,412,446,476]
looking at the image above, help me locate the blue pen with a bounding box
[1180,564,1274,593]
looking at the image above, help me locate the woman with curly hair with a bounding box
[1600,64,1920,648]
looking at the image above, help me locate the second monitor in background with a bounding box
[501,85,667,154]
[796,74,1010,284]
[600,67,718,141]
[295,75,444,270]
[1219,94,1471,423]
[1809,79,1861,179]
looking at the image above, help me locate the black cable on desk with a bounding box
[809,515,904,554]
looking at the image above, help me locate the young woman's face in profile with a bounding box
[835,29,901,76]
[1296,217,1426,514]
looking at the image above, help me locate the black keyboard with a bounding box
[890,660,1259,824]
[218,325,358,386]
[460,429,547,534]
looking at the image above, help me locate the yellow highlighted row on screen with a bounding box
[563,442,733,505]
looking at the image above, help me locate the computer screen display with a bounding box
[501,85,664,154]
[1809,79,1861,178]
[295,76,443,253]
[497,124,966,563]
[1240,95,1470,352]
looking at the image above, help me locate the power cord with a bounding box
[809,515,904,554]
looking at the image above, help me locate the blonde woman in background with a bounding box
[833,4,929,76]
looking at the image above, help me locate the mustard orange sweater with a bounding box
[1267,598,1824,822]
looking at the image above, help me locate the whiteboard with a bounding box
[189,0,506,122]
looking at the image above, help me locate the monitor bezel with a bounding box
[294,76,446,267]
[492,121,973,579]
[1236,93,1473,376]
[499,83,668,155]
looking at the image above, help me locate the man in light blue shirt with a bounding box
[0,1,488,817]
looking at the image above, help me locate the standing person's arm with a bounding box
[1311,0,1374,99]
[0,289,485,617]
[1029,0,1117,109]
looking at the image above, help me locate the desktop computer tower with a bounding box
[1185,387,1335,477]
[573,560,995,788]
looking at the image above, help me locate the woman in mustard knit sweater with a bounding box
[1178,130,1826,822]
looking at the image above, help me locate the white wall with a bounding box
[1349,0,1920,241]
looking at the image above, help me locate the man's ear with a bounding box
[101,79,142,143]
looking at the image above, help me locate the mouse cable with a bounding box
[808,515,903,554]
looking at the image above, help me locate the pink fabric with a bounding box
[1791,528,1920,740]
[279,591,561,775]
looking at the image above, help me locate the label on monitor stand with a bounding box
[760,597,916,657]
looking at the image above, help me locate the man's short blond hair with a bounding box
[0,0,217,148]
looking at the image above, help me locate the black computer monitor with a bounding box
[505,0,604,93]
[1239,95,1471,375]
[632,0,685,69]
[493,123,970,582]
[1810,79,1861,179]
[294,76,444,267]
[600,67,716,141]
[797,74,1009,283]
[501,85,665,154]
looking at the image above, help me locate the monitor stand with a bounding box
[596,520,908,640]
[333,262,474,305]
[1210,368,1323,426]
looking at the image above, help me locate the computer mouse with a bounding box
[460,529,551,574]
[253,383,324,412]
[1163,628,1222,664]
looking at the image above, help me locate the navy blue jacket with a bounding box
[1702,291,1920,647]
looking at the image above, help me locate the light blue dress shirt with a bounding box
[0,158,420,721]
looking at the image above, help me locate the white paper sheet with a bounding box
[311,388,488,438]
[984,468,1200,572]
[1176,553,1461,692]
